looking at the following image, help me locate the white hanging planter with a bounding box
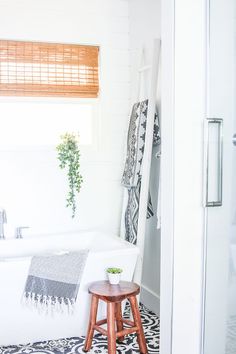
[107,268,123,285]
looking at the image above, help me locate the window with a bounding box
[0,101,93,147]
[0,40,99,98]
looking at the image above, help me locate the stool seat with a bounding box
[84,280,148,354]
[88,280,140,302]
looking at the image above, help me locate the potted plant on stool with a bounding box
[107,267,123,285]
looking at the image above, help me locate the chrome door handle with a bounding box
[232,133,236,146]
[205,118,223,207]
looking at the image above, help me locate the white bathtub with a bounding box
[0,231,139,346]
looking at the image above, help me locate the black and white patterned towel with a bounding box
[121,99,161,244]
[22,250,89,314]
[121,99,160,188]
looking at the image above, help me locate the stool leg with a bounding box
[107,302,117,354]
[115,302,124,342]
[129,296,148,354]
[83,295,99,352]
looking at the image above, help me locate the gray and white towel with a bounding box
[121,99,160,244]
[122,99,160,188]
[22,250,89,314]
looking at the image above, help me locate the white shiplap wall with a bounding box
[0,0,130,236]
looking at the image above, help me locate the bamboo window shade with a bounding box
[0,40,99,97]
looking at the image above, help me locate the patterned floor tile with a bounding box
[226,315,236,354]
[0,304,159,354]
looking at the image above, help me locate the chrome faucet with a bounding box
[15,226,29,239]
[0,208,7,239]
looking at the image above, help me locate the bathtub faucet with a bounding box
[0,208,7,239]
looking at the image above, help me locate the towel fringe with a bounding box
[22,291,76,316]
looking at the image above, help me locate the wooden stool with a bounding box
[83,280,148,354]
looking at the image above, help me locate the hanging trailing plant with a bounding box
[56,133,83,218]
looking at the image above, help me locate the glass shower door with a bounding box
[204,0,236,353]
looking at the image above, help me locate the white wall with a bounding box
[0,0,130,237]
[129,0,161,314]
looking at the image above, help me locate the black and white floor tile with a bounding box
[226,315,236,354]
[0,304,159,354]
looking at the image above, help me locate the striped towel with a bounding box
[22,250,89,314]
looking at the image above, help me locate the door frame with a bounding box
[160,0,175,353]
[160,1,208,353]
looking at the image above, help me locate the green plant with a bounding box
[107,267,123,274]
[57,133,83,218]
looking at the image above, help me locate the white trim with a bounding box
[140,284,160,316]
[200,1,210,353]
[161,1,208,353]
[160,0,175,353]
[171,0,206,353]
[0,37,101,48]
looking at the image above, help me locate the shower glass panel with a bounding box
[204,0,236,353]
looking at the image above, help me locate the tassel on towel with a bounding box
[22,250,89,315]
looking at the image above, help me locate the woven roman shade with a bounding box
[0,40,99,97]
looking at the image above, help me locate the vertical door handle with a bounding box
[205,118,223,207]
[232,133,236,146]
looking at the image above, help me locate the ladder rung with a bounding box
[122,318,135,327]
[93,325,108,336]
[138,65,151,72]
[96,319,107,326]
[116,326,138,338]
